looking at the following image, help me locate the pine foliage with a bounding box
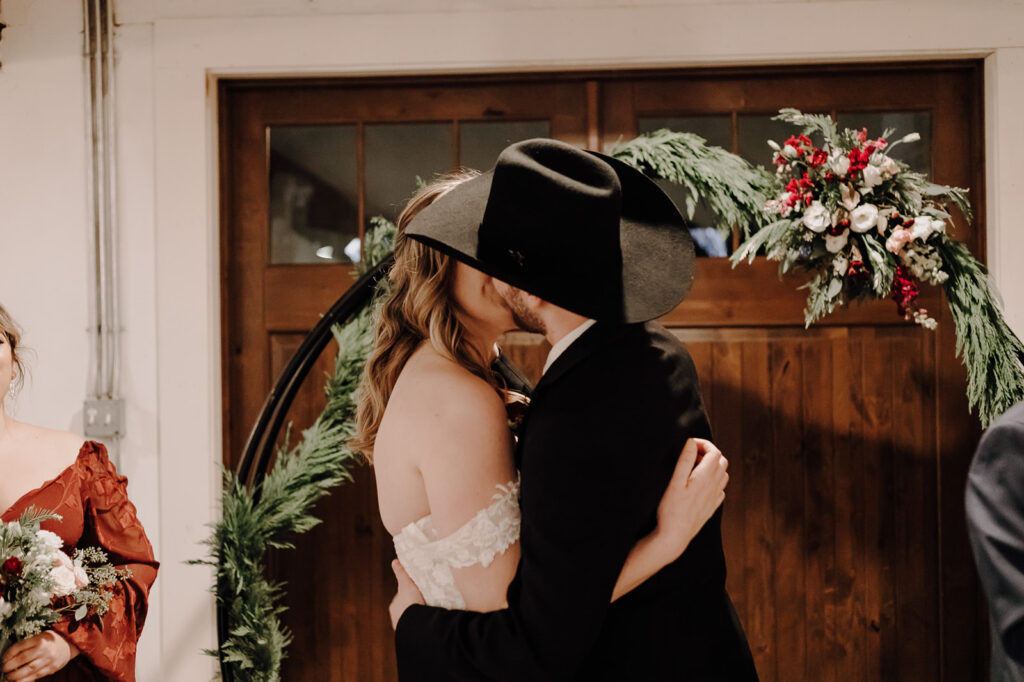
[607,129,773,239]
[936,239,1024,426]
[197,220,396,681]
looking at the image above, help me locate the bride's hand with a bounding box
[652,438,729,563]
[389,559,425,630]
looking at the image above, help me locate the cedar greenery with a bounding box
[606,129,773,239]
[196,219,395,681]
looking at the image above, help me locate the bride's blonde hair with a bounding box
[351,172,502,463]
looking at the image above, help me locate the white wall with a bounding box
[1,1,1022,680]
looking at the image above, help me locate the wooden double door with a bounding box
[220,62,987,680]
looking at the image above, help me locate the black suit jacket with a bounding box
[966,400,1024,681]
[395,321,758,681]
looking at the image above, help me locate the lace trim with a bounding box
[393,478,521,609]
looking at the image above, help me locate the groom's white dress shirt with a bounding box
[542,319,596,375]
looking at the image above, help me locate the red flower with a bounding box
[809,149,829,167]
[891,265,921,318]
[3,556,23,575]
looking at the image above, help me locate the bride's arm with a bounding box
[611,438,729,601]
[416,370,521,612]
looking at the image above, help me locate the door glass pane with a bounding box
[365,122,453,226]
[459,120,551,171]
[639,115,732,257]
[268,125,359,264]
[836,111,931,174]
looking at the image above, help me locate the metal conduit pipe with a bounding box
[82,0,123,456]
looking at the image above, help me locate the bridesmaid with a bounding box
[0,304,158,682]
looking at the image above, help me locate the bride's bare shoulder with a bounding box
[392,346,506,425]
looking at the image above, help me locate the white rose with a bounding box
[50,564,77,597]
[36,530,63,552]
[825,230,849,253]
[880,157,899,178]
[73,564,90,590]
[802,202,830,233]
[910,216,934,242]
[831,155,851,176]
[861,164,883,190]
[850,204,879,233]
[840,184,860,212]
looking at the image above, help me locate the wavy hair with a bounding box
[351,172,502,463]
[0,303,27,396]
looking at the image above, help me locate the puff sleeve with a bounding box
[52,443,159,682]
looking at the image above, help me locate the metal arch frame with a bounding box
[218,255,392,681]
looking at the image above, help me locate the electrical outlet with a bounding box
[84,398,124,438]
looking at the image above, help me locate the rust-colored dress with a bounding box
[1,441,158,681]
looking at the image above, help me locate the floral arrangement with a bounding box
[0,507,131,659]
[734,109,1024,427]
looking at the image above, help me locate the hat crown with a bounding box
[479,140,625,312]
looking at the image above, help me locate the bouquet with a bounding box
[0,507,131,659]
[733,108,1024,427]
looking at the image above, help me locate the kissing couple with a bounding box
[352,139,759,681]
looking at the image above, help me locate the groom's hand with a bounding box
[390,559,425,630]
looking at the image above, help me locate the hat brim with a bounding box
[404,151,696,324]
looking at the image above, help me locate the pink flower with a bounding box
[886,227,913,254]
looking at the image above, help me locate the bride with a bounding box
[352,172,729,614]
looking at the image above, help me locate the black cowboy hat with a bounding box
[404,138,696,323]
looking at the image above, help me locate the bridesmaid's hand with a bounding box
[389,559,425,630]
[652,438,729,563]
[2,631,79,681]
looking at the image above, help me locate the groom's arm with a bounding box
[394,357,709,681]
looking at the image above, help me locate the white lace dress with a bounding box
[393,479,521,609]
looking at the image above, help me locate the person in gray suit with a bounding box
[966,400,1024,682]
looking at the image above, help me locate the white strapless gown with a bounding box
[393,479,521,609]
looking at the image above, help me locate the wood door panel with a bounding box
[676,326,947,680]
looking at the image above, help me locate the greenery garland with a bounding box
[195,219,395,681]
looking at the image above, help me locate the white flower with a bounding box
[782,144,799,159]
[802,202,831,233]
[37,530,63,552]
[880,157,899,178]
[840,184,860,211]
[876,207,893,234]
[900,132,921,144]
[826,278,843,299]
[850,203,879,233]
[0,596,9,619]
[861,164,883,191]
[73,564,90,590]
[50,564,77,597]
[825,230,849,253]
[910,216,936,242]
[831,155,851,176]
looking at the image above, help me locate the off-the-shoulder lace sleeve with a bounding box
[52,442,159,682]
[436,479,521,569]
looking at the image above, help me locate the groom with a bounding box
[391,138,758,681]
